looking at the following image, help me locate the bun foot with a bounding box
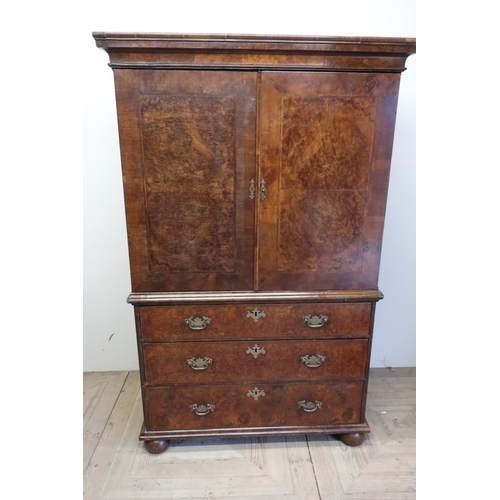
[144,439,170,454]
[340,432,365,446]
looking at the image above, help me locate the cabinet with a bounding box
[93,33,416,453]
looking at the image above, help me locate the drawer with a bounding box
[146,381,364,431]
[143,339,368,384]
[139,302,372,341]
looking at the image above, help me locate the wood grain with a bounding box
[280,96,375,190]
[258,71,401,291]
[141,94,237,274]
[113,70,257,291]
[278,189,366,273]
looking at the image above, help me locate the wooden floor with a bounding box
[83,368,416,500]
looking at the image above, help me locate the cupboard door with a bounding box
[114,70,257,291]
[258,71,401,291]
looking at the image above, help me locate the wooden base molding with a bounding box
[140,427,368,454]
[139,422,370,442]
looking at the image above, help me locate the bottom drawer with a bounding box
[146,381,364,431]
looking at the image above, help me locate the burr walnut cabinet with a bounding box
[93,33,416,453]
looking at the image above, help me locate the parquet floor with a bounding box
[83,369,416,500]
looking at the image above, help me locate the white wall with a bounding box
[83,0,416,371]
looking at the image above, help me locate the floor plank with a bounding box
[83,371,141,500]
[83,371,129,474]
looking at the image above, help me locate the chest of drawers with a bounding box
[93,33,416,453]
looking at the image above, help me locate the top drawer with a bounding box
[139,303,372,341]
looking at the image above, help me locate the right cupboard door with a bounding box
[257,71,401,291]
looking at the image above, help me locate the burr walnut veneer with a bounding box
[93,33,415,453]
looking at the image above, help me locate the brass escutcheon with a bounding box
[303,315,328,328]
[246,308,266,323]
[300,354,326,368]
[246,344,266,359]
[259,179,266,201]
[247,387,265,401]
[249,179,256,200]
[184,316,211,330]
[186,357,213,370]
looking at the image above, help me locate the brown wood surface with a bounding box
[142,339,368,384]
[139,302,372,341]
[93,33,416,73]
[258,71,401,291]
[114,69,256,292]
[92,32,415,450]
[146,381,364,431]
[128,289,384,305]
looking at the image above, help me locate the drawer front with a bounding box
[143,339,368,384]
[140,302,372,341]
[146,381,364,431]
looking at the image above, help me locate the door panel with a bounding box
[258,71,401,291]
[114,70,257,291]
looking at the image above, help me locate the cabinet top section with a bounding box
[92,32,416,73]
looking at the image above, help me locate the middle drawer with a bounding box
[142,339,368,385]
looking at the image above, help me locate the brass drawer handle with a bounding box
[300,354,325,368]
[187,357,213,370]
[303,315,328,328]
[184,316,211,330]
[246,344,266,359]
[189,403,215,416]
[298,400,323,412]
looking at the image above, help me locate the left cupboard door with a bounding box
[113,70,257,292]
